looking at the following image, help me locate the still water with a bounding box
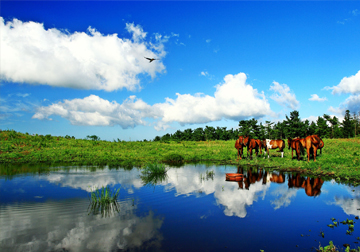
[0,164,359,252]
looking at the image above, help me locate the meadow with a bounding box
[0,130,359,184]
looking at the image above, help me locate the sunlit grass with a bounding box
[1,130,360,183]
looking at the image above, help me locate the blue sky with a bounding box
[1,1,360,141]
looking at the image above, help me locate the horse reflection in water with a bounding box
[233,167,324,197]
[288,173,324,197]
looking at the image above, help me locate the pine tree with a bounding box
[316,116,329,138]
[342,110,354,138]
[238,120,251,136]
[284,110,306,138]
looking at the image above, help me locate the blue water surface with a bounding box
[0,164,359,252]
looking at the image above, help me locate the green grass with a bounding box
[88,186,120,217]
[140,163,168,186]
[1,129,360,183]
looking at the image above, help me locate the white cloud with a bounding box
[309,94,327,102]
[200,71,208,76]
[32,94,162,128]
[327,70,360,95]
[328,94,360,116]
[352,9,359,16]
[125,23,146,42]
[0,17,165,92]
[206,39,211,43]
[270,81,299,109]
[32,72,273,130]
[153,72,272,129]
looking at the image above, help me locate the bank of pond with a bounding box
[0,163,360,252]
[1,130,360,184]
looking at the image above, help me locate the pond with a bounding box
[0,164,359,252]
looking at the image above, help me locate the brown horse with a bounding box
[243,136,261,158]
[262,139,285,158]
[287,138,304,160]
[317,138,324,155]
[303,135,321,161]
[235,136,245,160]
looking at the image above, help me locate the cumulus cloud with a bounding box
[328,94,360,116]
[32,94,162,128]
[270,81,299,109]
[326,70,360,95]
[0,17,165,91]
[32,72,273,130]
[309,94,327,102]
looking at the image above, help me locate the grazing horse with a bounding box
[303,135,321,161]
[235,136,245,160]
[262,139,285,158]
[287,138,304,160]
[243,136,261,158]
[317,138,324,155]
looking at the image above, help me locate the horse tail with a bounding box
[300,141,305,156]
[287,138,292,149]
[281,140,285,151]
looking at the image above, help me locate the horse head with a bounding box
[243,136,250,146]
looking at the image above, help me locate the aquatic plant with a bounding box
[88,186,120,217]
[140,163,168,186]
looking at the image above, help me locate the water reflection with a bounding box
[0,199,164,252]
[1,164,359,252]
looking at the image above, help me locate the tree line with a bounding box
[153,110,360,142]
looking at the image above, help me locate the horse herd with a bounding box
[235,135,325,161]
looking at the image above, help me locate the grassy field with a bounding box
[1,130,359,184]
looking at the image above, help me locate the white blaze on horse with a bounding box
[262,139,285,158]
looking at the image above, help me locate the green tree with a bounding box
[265,120,274,139]
[308,121,317,136]
[193,127,205,141]
[238,120,251,136]
[273,121,286,139]
[342,110,354,138]
[324,114,340,138]
[183,129,193,141]
[258,122,266,140]
[316,116,329,138]
[204,126,216,140]
[249,118,260,138]
[284,110,306,138]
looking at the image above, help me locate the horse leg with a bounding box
[313,146,318,162]
[281,151,284,158]
[307,148,310,162]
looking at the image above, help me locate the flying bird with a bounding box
[144,57,158,63]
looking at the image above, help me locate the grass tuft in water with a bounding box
[88,186,120,217]
[142,163,167,175]
[140,163,168,186]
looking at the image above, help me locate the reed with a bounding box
[88,186,120,217]
[140,163,168,186]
